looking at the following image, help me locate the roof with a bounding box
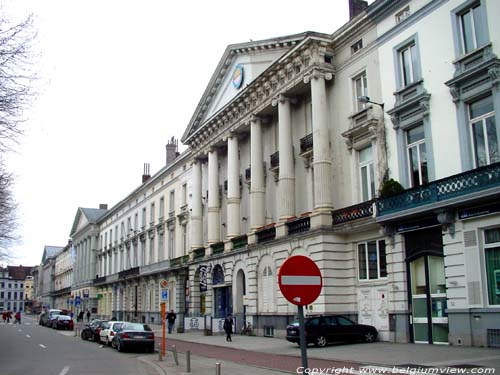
[7,266,34,280]
[70,207,107,237]
[41,245,64,264]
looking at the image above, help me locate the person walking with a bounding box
[223,314,233,342]
[86,309,91,322]
[6,311,12,323]
[78,311,84,322]
[14,311,21,324]
[166,309,176,334]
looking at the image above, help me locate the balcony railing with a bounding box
[332,199,375,225]
[118,266,140,279]
[231,235,248,250]
[377,162,500,217]
[286,216,311,235]
[270,151,279,169]
[211,242,225,255]
[93,276,107,284]
[256,225,276,243]
[300,133,313,154]
[193,247,205,260]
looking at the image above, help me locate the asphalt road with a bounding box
[0,315,159,375]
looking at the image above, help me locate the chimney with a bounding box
[142,163,151,183]
[99,204,108,210]
[349,0,368,19]
[166,137,179,165]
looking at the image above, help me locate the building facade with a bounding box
[39,246,64,310]
[0,266,34,312]
[53,242,73,311]
[65,0,500,347]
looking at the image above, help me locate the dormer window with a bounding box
[351,39,363,55]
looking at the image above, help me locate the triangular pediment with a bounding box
[70,206,107,237]
[181,32,311,144]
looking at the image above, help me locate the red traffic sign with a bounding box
[278,255,322,306]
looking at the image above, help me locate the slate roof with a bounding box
[7,265,34,280]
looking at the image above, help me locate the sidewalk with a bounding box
[139,327,500,375]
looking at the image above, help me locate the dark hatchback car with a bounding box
[52,315,74,330]
[286,315,377,347]
[81,319,107,342]
[112,322,155,353]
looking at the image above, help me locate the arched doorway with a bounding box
[212,265,231,318]
[234,269,246,331]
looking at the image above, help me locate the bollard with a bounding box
[186,350,191,374]
[172,345,179,366]
[216,362,221,375]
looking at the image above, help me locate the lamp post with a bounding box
[357,95,384,110]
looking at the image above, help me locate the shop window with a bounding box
[358,240,387,280]
[484,228,500,305]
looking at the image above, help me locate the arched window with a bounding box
[259,262,275,312]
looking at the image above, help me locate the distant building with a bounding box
[39,246,64,310]
[0,265,35,312]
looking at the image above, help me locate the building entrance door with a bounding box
[409,255,448,344]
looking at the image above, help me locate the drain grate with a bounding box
[487,329,500,348]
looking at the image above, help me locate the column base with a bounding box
[275,221,288,238]
[224,239,233,253]
[310,209,333,230]
[247,232,257,245]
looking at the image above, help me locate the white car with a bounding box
[99,321,125,346]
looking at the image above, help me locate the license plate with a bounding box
[134,335,144,338]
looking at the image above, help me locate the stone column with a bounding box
[227,135,241,238]
[207,148,221,244]
[274,94,295,220]
[250,116,265,230]
[190,160,203,249]
[305,69,334,226]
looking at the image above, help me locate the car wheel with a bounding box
[364,331,376,343]
[315,336,327,347]
[117,340,124,352]
[111,339,117,349]
[81,331,87,340]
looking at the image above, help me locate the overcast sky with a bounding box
[3,0,368,267]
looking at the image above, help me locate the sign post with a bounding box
[160,279,168,357]
[278,255,322,372]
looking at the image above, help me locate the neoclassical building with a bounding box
[71,0,500,347]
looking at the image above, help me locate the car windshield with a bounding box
[122,323,151,331]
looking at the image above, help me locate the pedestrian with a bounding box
[14,311,21,324]
[6,311,12,323]
[86,309,91,322]
[78,311,84,322]
[223,314,233,342]
[166,309,177,334]
[2,311,6,323]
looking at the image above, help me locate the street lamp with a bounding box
[357,95,384,110]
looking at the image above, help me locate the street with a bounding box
[0,315,158,375]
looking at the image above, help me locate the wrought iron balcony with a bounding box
[377,162,500,217]
[118,266,140,279]
[256,225,276,243]
[93,275,107,284]
[270,151,279,169]
[211,242,225,255]
[300,133,313,154]
[286,216,311,235]
[332,199,375,225]
[231,235,248,250]
[193,247,205,260]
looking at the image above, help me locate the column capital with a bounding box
[271,94,298,107]
[303,68,334,84]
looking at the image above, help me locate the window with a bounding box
[159,196,165,219]
[469,95,498,167]
[458,2,487,54]
[158,233,164,261]
[168,227,175,259]
[20,292,23,300]
[358,239,387,280]
[353,72,368,112]
[134,213,138,231]
[351,39,363,55]
[399,42,418,87]
[359,146,375,201]
[182,224,187,255]
[142,207,146,229]
[395,6,410,24]
[150,202,155,224]
[0,292,3,298]
[260,264,275,312]
[484,228,500,305]
[182,184,187,206]
[406,125,428,187]
[169,191,175,213]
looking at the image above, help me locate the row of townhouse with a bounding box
[0,266,34,313]
[33,0,500,347]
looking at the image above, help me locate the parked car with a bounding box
[112,322,155,353]
[286,315,378,347]
[39,309,63,326]
[99,321,125,346]
[81,319,107,342]
[52,315,74,330]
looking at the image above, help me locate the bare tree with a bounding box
[0,13,36,151]
[0,12,36,260]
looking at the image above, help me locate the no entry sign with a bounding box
[278,255,322,306]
